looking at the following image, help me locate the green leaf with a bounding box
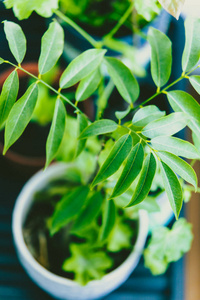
[182,17,200,72]
[38,21,64,75]
[0,70,19,128]
[192,131,200,153]
[50,186,89,235]
[91,134,133,188]
[134,0,160,21]
[4,21,26,64]
[72,191,103,232]
[104,57,139,104]
[126,153,156,207]
[160,161,183,219]
[4,83,38,154]
[60,49,106,89]
[107,218,133,252]
[110,142,144,199]
[141,112,188,139]
[144,218,193,275]
[75,113,88,158]
[115,106,131,120]
[79,119,118,139]
[189,75,200,94]
[4,0,59,19]
[45,98,66,167]
[158,151,197,190]
[62,244,113,285]
[99,199,116,242]
[158,0,185,19]
[167,90,200,136]
[165,218,193,261]
[0,58,4,64]
[148,27,172,88]
[151,136,200,159]
[75,68,101,102]
[132,105,165,127]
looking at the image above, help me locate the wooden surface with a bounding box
[185,161,200,299]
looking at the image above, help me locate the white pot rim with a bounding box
[12,162,149,298]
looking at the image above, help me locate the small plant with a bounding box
[1,0,197,285]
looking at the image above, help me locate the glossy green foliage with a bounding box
[167,90,200,137]
[4,0,59,19]
[60,49,106,89]
[72,191,103,232]
[4,21,26,64]
[75,113,88,158]
[62,243,113,285]
[91,134,133,188]
[182,17,200,72]
[39,21,64,75]
[79,119,118,139]
[50,186,90,235]
[135,0,160,21]
[189,75,200,94]
[144,218,193,275]
[45,98,66,167]
[110,142,144,198]
[160,161,183,219]
[104,57,139,104]
[4,83,38,154]
[126,153,156,207]
[132,105,165,127]
[115,107,131,121]
[151,136,200,159]
[141,112,188,139]
[0,70,19,128]
[99,199,116,242]
[75,68,102,102]
[148,27,172,88]
[158,151,197,190]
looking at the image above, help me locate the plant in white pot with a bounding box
[0,0,198,299]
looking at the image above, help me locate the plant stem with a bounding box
[190,159,196,167]
[4,60,83,114]
[132,71,194,112]
[53,9,100,48]
[103,2,135,41]
[185,185,200,193]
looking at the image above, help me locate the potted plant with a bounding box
[0,0,197,298]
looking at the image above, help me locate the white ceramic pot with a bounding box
[12,163,149,300]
